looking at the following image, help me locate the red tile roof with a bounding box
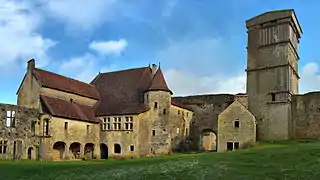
[148,68,172,94]
[40,95,98,123]
[91,67,153,116]
[33,68,100,100]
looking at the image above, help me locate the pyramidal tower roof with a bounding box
[148,67,172,94]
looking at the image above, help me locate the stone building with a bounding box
[0,60,192,161]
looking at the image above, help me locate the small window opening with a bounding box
[271,93,275,101]
[163,109,166,114]
[234,142,240,149]
[234,120,239,128]
[154,102,158,109]
[64,122,68,130]
[130,145,134,152]
[152,130,155,136]
[227,142,233,151]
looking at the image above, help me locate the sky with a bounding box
[1,0,320,104]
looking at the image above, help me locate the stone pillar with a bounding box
[65,142,69,160]
[80,143,84,159]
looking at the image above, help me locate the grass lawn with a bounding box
[1,140,320,180]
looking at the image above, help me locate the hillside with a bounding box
[1,141,320,179]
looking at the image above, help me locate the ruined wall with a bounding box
[172,94,235,150]
[217,101,256,152]
[0,103,40,160]
[169,105,193,151]
[291,92,320,139]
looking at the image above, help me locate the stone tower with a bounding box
[245,9,302,140]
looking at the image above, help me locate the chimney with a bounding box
[27,59,35,71]
[152,64,157,76]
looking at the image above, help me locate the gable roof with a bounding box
[33,68,100,100]
[91,66,173,116]
[91,67,152,116]
[148,68,172,94]
[40,95,98,123]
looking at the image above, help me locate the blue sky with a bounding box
[1,0,320,104]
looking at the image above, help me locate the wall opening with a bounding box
[114,144,121,154]
[100,143,108,159]
[53,141,66,160]
[201,129,217,151]
[227,142,233,151]
[84,143,94,159]
[69,142,81,160]
[27,147,35,160]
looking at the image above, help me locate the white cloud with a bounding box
[0,0,56,69]
[43,0,119,31]
[156,37,246,96]
[89,39,128,56]
[59,53,98,83]
[300,62,320,93]
[164,68,246,96]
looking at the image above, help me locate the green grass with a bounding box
[2,140,320,180]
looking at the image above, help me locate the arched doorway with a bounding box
[201,129,217,151]
[69,142,81,160]
[53,141,66,160]
[100,143,108,159]
[114,143,121,154]
[27,147,34,160]
[84,143,94,159]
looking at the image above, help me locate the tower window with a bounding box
[152,130,155,136]
[163,109,166,114]
[234,120,239,128]
[271,93,275,101]
[64,122,68,130]
[154,102,158,109]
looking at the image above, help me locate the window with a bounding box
[130,145,134,152]
[234,142,240,149]
[114,144,121,154]
[271,93,275,101]
[234,121,240,128]
[178,110,180,115]
[86,125,90,133]
[31,121,36,134]
[154,102,158,109]
[44,119,49,136]
[6,110,15,127]
[152,130,155,136]
[186,128,189,135]
[186,112,188,117]
[0,140,8,154]
[64,122,68,130]
[102,117,111,130]
[125,117,133,130]
[113,117,121,130]
[176,128,180,134]
[163,109,166,115]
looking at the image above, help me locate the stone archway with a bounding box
[84,143,94,159]
[69,142,81,160]
[53,141,66,161]
[100,143,108,159]
[201,129,217,151]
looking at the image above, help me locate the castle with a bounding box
[0,9,317,161]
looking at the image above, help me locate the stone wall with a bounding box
[172,94,235,150]
[0,103,40,160]
[217,101,256,152]
[291,92,320,139]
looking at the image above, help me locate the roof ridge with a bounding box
[34,68,96,88]
[101,66,149,75]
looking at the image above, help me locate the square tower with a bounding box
[245,9,302,140]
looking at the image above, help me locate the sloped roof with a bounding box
[33,68,100,100]
[91,67,152,116]
[171,99,193,111]
[40,95,97,123]
[148,68,172,94]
